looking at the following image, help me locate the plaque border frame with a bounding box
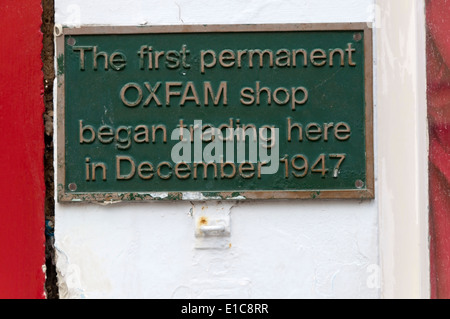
[56,23,374,202]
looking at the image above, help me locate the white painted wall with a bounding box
[54,0,380,299]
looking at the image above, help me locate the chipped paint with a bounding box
[229,195,246,200]
[182,192,217,201]
[149,192,169,199]
[56,54,64,76]
[99,200,123,206]
[58,188,374,202]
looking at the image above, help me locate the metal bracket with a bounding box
[193,203,232,249]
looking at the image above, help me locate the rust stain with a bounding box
[198,216,208,227]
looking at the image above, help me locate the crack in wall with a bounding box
[42,0,59,299]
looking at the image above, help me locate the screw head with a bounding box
[67,37,76,46]
[355,180,364,189]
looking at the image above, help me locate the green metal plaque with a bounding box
[56,24,374,202]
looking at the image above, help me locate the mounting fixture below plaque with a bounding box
[56,23,374,202]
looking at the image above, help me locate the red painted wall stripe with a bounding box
[0,0,46,298]
[427,0,450,299]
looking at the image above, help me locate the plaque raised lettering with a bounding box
[56,24,374,202]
